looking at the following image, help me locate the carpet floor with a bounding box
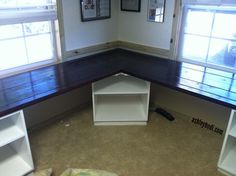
[29,107,225,176]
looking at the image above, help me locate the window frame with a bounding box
[0,1,59,78]
[177,4,236,73]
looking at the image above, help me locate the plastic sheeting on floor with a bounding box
[33,168,118,176]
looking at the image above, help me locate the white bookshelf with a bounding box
[92,74,150,125]
[0,120,25,148]
[218,110,236,176]
[0,111,34,176]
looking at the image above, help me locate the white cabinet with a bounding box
[0,111,34,176]
[218,110,236,176]
[92,73,150,125]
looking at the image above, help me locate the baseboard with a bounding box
[62,40,172,61]
[62,41,119,61]
[116,40,171,59]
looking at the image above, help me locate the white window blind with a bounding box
[0,1,57,25]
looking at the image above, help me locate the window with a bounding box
[179,5,236,72]
[0,0,57,76]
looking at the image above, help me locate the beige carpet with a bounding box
[29,107,225,176]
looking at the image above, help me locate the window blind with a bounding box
[0,3,57,25]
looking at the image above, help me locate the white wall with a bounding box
[61,0,175,51]
[62,0,119,51]
[118,0,175,50]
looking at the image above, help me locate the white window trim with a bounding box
[176,4,236,73]
[0,2,59,78]
[0,20,60,79]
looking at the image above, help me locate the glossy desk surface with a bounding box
[0,49,235,117]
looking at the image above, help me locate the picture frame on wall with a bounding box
[80,0,111,21]
[121,0,141,12]
[147,0,165,23]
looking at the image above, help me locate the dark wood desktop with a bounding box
[0,49,235,117]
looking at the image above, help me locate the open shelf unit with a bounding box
[218,110,236,176]
[92,74,150,125]
[0,111,34,176]
[0,118,25,148]
[93,75,149,94]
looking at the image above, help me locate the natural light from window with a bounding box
[0,0,57,73]
[180,6,236,72]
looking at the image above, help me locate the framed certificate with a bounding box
[80,0,111,21]
[148,0,165,23]
[121,0,141,12]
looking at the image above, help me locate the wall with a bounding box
[61,0,119,51]
[24,85,91,128]
[118,0,175,50]
[61,0,175,51]
[150,84,231,131]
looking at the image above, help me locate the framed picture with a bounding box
[121,0,141,12]
[80,0,111,22]
[147,0,165,23]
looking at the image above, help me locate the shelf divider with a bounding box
[0,118,25,148]
[0,143,33,176]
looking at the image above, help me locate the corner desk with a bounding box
[0,49,235,176]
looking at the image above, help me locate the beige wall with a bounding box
[150,83,231,131]
[24,85,91,128]
[61,0,119,51]
[118,0,175,50]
